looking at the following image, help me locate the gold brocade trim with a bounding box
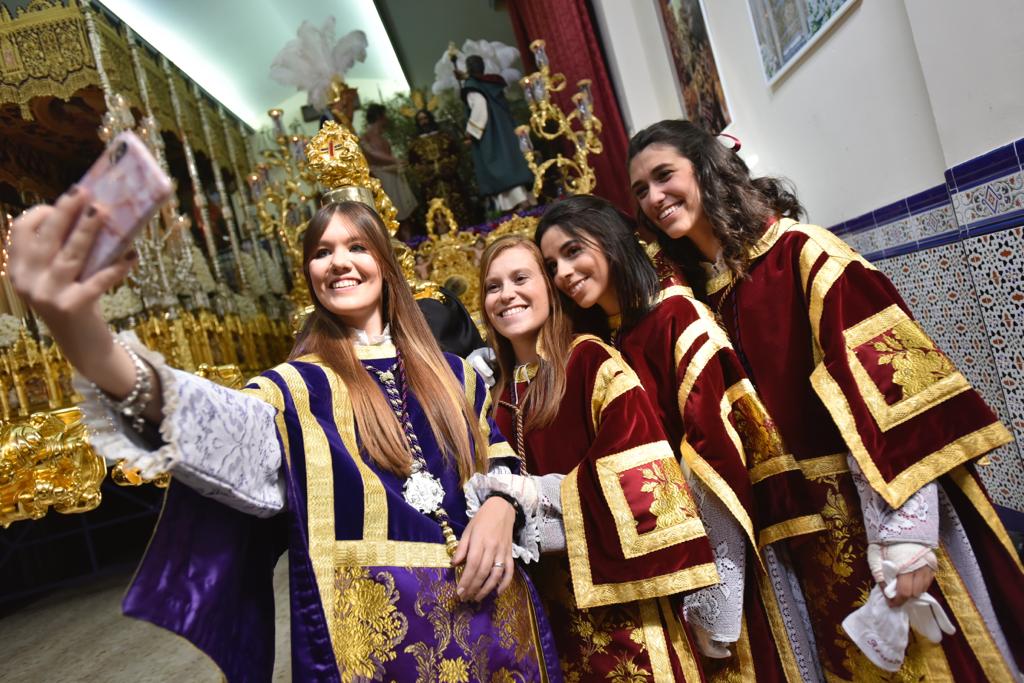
[274,363,340,653]
[749,455,802,484]
[804,247,847,366]
[844,305,970,431]
[755,567,804,683]
[323,369,388,540]
[638,599,675,683]
[595,442,706,559]
[242,376,291,466]
[735,617,755,681]
[706,219,795,295]
[333,540,452,567]
[934,545,1016,682]
[948,466,1024,575]
[921,642,955,683]
[673,320,707,369]
[757,514,827,549]
[705,270,733,297]
[716,387,749,466]
[798,453,849,480]
[680,441,760,561]
[810,361,1013,508]
[677,338,724,412]
[562,466,719,609]
[344,344,399,360]
[749,218,792,260]
[590,357,641,430]
[660,596,702,682]
[487,441,517,461]
[512,363,538,383]
[657,284,694,301]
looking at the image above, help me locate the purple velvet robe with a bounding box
[123,350,562,682]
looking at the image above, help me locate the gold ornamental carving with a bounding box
[0,409,105,528]
[306,120,399,234]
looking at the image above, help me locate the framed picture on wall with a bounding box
[653,0,731,134]
[746,0,859,85]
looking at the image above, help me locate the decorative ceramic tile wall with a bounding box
[832,137,1024,511]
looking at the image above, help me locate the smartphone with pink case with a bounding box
[76,131,173,281]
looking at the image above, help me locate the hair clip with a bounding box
[717,133,742,152]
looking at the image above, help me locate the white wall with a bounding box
[904,0,1024,168]
[593,0,951,226]
[590,0,682,133]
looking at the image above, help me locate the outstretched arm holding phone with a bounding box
[11,188,162,424]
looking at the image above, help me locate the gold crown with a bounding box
[305,120,400,234]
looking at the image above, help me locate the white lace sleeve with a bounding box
[683,477,745,643]
[848,455,938,546]
[464,465,566,563]
[73,332,285,517]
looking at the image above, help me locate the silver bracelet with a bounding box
[92,338,154,433]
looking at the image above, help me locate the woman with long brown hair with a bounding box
[9,195,562,682]
[470,235,718,680]
[536,195,826,683]
[627,119,1024,681]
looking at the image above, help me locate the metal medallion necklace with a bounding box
[364,355,460,558]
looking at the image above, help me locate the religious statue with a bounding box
[407,109,473,226]
[459,55,535,214]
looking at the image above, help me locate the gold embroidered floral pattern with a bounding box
[609,658,651,683]
[493,574,537,663]
[641,459,698,531]
[872,320,955,399]
[731,393,787,467]
[438,657,470,683]
[333,566,409,683]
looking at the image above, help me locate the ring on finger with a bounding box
[492,561,505,569]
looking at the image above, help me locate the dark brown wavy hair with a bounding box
[290,201,486,482]
[535,195,659,337]
[479,236,572,430]
[627,120,804,297]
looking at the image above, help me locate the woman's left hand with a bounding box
[452,496,516,601]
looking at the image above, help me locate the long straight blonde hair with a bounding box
[479,236,572,430]
[291,201,486,482]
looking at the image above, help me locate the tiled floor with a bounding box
[0,558,291,682]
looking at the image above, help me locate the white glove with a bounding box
[691,622,733,659]
[905,593,955,643]
[467,346,497,388]
[843,557,955,672]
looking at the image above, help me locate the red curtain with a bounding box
[508,0,632,211]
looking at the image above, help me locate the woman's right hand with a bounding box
[10,187,139,389]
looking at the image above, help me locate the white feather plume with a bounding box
[432,39,522,95]
[270,17,368,109]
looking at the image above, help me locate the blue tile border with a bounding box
[873,198,910,225]
[964,208,1024,238]
[830,138,1024,261]
[906,185,950,215]
[950,143,1021,191]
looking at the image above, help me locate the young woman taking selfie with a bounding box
[9,192,562,682]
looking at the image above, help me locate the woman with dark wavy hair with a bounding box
[472,234,716,680]
[537,194,825,682]
[628,119,1024,681]
[9,195,563,682]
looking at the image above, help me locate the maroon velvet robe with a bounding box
[705,218,1024,681]
[496,335,717,681]
[616,268,826,682]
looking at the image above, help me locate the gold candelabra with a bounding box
[516,39,603,197]
[246,109,319,314]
